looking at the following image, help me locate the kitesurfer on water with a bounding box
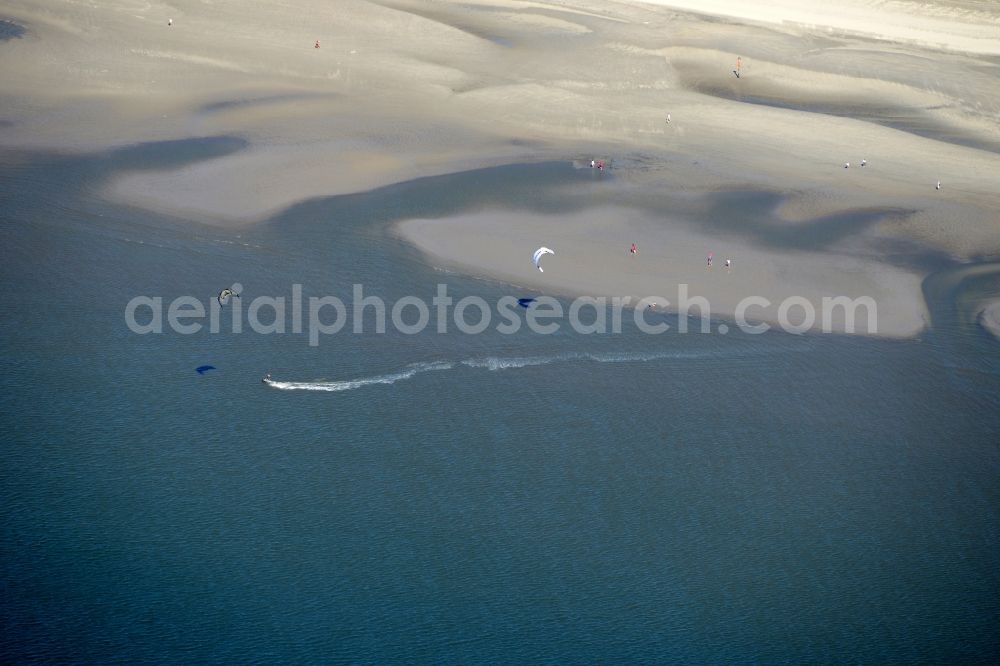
[218,287,240,306]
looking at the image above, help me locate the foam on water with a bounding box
[265,361,455,392]
[267,349,728,392]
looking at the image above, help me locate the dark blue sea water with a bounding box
[2,143,999,663]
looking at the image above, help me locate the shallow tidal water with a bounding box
[1,144,999,662]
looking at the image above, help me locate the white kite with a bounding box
[532,247,554,272]
[218,287,240,306]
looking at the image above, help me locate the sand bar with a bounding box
[1,0,998,336]
[398,205,928,337]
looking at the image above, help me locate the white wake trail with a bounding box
[266,349,730,392]
[265,361,454,392]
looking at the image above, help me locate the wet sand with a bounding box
[980,302,1000,341]
[397,205,928,337]
[1,0,998,336]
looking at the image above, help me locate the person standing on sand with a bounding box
[630,243,638,256]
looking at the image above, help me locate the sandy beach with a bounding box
[2,0,998,335]
[398,204,928,336]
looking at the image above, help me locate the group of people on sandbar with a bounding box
[844,158,941,189]
[627,243,732,269]
[705,252,732,269]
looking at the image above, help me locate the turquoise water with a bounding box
[2,143,999,662]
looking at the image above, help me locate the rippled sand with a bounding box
[1,0,998,335]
